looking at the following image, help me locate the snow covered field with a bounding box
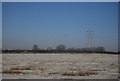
[2,53,118,79]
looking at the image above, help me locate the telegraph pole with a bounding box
[87,30,94,52]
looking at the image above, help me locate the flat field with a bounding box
[2,53,118,79]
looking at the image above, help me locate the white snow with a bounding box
[2,53,118,79]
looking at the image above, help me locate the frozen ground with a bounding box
[2,53,118,79]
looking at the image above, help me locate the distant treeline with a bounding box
[2,44,119,54]
[2,49,118,54]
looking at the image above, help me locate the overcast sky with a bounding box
[2,2,118,51]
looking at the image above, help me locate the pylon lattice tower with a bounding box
[87,30,94,51]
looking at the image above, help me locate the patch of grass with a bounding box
[2,65,44,74]
[2,70,22,74]
[10,66,34,70]
[48,72,59,75]
[10,66,44,71]
[61,71,98,76]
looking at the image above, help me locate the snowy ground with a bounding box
[2,53,118,79]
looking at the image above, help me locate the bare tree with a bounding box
[47,47,53,50]
[56,44,66,50]
[32,44,39,51]
[94,47,105,52]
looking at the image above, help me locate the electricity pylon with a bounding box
[87,30,94,52]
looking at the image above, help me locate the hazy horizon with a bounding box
[2,2,118,52]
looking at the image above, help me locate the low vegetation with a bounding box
[61,71,98,76]
[2,70,22,74]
